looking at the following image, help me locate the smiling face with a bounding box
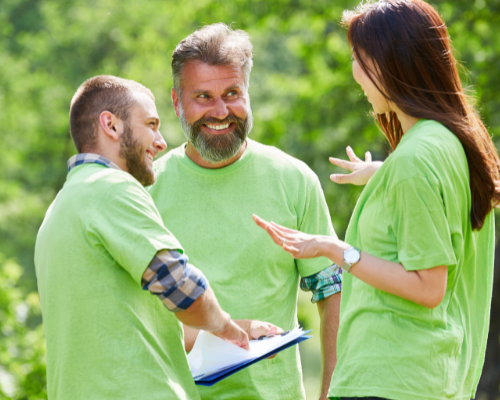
[119,92,166,186]
[172,61,253,164]
[352,50,392,114]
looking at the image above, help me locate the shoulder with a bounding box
[249,140,320,184]
[79,167,153,205]
[387,120,467,187]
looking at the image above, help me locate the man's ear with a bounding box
[171,89,181,118]
[99,111,122,142]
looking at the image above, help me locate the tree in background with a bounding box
[0,256,46,399]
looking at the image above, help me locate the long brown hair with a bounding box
[342,0,500,230]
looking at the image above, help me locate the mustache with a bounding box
[193,114,243,128]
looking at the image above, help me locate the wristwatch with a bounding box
[341,247,361,273]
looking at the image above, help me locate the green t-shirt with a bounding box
[35,164,200,400]
[329,120,494,400]
[149,139,335,400]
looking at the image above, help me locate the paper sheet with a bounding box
[188,327,306,379]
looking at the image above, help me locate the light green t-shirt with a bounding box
[329,120,494,400]
[35,164,200,400]
[149,139,335,400]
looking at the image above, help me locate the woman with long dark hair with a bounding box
[253,1,500,399]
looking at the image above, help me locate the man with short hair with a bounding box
[35,75,279,400]
[149,24,342,400]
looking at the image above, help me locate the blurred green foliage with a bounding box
[1,0,499,398]
[0,256,46,399]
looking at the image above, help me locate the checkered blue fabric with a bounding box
[142,250,208,312]
[301,264,342,303]
[67,153,121,172]
[67,154,207,312]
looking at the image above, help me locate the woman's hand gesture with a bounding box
[252,215,330,259]
[329,146,383,186]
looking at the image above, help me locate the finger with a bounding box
[269,221,299,235]
[253,324,275,339]
[252,214,269,230]
[283,244,300,257]
[271,325,284,334]
[365,151,372,163]
[266,225,286,246]
[346,146,362,163]
[329,157,354,172]
[238,332,250,351]
[330,172,355,184]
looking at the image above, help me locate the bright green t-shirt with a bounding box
[35,164,200,400]
[149,139,335,400]
[329,120,494,400]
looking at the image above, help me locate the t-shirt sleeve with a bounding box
[296,174,338,277]
[385,176,457,271]
[89,179,183,285]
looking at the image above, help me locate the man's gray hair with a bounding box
[172,23,253,92]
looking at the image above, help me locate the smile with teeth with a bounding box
[146,152,154,161]
[204,123,231,131]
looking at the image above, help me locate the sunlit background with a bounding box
[1,0,499,398]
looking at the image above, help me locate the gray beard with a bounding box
[178,100,253,164]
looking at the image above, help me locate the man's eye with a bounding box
[227,91,237,97]
[198,94,209,99]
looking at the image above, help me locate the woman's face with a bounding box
[352,50,392,114]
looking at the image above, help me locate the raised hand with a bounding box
[252,214,331,259]
[329,146,383,186]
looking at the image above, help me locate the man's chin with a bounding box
[131,166,156,187]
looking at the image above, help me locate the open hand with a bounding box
[252,214,330,259]
[329,146,382,186]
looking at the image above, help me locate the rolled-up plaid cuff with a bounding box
[300,264,342,303]
[142,249,208,312]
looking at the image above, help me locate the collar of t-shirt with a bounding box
[67,153,121,173]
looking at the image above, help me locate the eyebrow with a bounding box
[192,84,242,95]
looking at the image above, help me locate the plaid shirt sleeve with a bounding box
[142,249,208,312]
[300,264,342,303]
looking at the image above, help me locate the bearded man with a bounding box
[148,24,342,400]
[34,75,284,400]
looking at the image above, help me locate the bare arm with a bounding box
[317,292,340,400]
[175,286,250,350]
[253,216,447,309]
[142,250,249,350]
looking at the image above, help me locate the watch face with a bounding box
[345,248,360,264]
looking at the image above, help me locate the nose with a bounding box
[210,96,229,120]
[153,130,167,153]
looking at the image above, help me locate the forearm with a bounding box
[176,286,230,332]
[319,237,447,308]
[317,292,340,400]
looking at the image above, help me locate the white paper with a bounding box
[188,327,305,379]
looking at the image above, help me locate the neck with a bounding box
[394,108,420,134]
[88,146,128,172]
[185,141,247,169]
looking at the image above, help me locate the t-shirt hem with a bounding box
[329,386,471,400]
